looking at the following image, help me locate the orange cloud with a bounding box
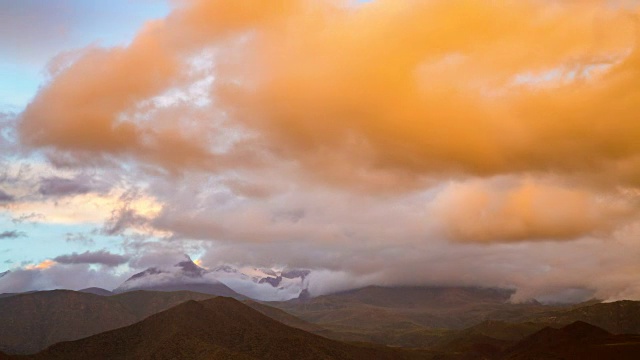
[18,0,640,184]
[25,259,56,270]
[431,179,635,243]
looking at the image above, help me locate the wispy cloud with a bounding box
[0,230,25,239]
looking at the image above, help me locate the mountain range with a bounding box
[0,289,639,359]
[1,284,640,358]
[3,259,640,358]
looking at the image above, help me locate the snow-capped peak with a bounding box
[116,256,311,301]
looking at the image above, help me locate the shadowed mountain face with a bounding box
[22,297,420,360]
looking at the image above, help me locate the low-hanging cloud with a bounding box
[53,250,129,267]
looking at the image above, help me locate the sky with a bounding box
[2,0,640,302]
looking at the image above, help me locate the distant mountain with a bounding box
[270,286,573,348]
[0,290,215,354]
[24,297,419,360]
[3,285,640,358]
[503,321,640,359]
[113,257,244,299]
[0,270,9,279]
[78,287,112,296]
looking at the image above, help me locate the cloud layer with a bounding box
[4,0,640,302]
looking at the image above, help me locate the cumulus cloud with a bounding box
[53,250,129,267]
[429,178,636,243]
[17,0,640,185]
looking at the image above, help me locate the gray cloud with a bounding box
[38,174,110,197]
[11,212,45,224]
[0,189,14,203]
[0,230,25,239]
[53,250,129,267]
[65,232,95,246]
